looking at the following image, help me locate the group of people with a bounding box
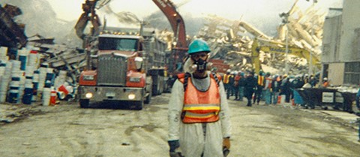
[222,70,324,107]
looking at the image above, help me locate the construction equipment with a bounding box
[77,26,167,109]
[0,4,27,49]
[75,0,168,109]
[74,0,101,42]
[251,38,320,74]
[76,0,191,108]
[152,0,188,76]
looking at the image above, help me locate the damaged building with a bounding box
[321,0,360,86]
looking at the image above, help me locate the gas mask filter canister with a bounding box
[194,58,207,73]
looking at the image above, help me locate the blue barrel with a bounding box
[0,62,6,67]
[45,73,55,88]
[22,87,33,104]
[8,90,19,103]
[12,77,21,82]
[19,55,27,70]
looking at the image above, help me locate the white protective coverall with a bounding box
[168,73,231,157]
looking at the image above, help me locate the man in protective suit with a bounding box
[168,39,232,157]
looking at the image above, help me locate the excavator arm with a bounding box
[152,0,187,50]
[74,0,101,40]
[152,0,188,74]
[0,4,27,48]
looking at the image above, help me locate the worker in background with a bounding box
[223,69,231,99]
[309,75,318,88]
[168,39,231,157]
[244,71,257,106]
[271,74,281,105]
[322,77,329,88]
[253,71,264,105]
[236,71,246,101]
[263,72,272,105]
[280,74,291,103]
[229,71,235,98]
[303,74,309,84]
[292,75,305,106]
[233,71,240,100]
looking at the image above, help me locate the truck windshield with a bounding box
[98,37,138,51]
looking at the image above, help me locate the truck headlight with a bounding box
[129,77,141,82]
[128,93,135,100]
[83,75,95,81]
[85,92,93,98]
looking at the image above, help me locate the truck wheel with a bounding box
[80,99,89,108]
[135,101,143,110]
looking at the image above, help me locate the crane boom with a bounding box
[152,0,187,50]
[251,38,320,74]
[152,0,188,75]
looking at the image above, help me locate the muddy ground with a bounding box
[0,93,359,157]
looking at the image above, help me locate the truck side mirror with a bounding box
[135,57,143,70]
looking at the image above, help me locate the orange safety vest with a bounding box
[258,75,264,86]
[178,74,221,123]
[323,81,329,87]
[223,74,231,84]
[234,75,241,86]
[265,77,272,88]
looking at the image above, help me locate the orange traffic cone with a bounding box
[50,89,57,105]
[277,95,281,104]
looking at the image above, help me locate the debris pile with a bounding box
[194,0,325,75]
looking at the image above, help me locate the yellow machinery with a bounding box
[251,38,320,74]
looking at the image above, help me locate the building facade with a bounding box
[322,0,360,86]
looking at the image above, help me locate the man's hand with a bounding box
[169,140,183,157]
[223,137,231,149]
[168,140,180,152]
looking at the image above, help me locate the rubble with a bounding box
[192,0,325,75]
[0,103,42,124]
[0,0,331,109]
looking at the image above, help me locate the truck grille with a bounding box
[97,54,127,86]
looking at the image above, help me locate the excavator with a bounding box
[0,4,27,49]
[251,38,321,74]
[152,0,188,75]
[74,0,106,48]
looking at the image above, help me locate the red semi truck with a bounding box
[78,27,167,109]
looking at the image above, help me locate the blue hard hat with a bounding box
[188,39,211,54]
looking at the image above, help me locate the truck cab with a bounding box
[78,33,152,109]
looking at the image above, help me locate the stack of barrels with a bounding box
[0,46,69,106]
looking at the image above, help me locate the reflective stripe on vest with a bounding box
[223,74,230,84]
[182,76,220,123]
[258,76,264,86]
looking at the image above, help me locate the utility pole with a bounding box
[280,12,290,74]
[307,0,317,75]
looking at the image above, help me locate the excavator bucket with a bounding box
[74,13,90,39]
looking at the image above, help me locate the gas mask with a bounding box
[194,58,207,73]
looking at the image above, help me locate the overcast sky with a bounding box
[48,0,342,22]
